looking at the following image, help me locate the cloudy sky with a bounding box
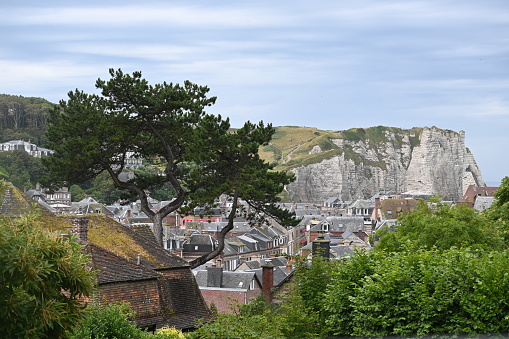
[1,0,508,184]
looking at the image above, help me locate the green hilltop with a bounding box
[261,125,424,171]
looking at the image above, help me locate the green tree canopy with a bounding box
[0,149,46,189]
[375,199,504,252]
[485,176,509,242]
[0,209,96,338]
[322,248,509,337]
[42,69,295,262]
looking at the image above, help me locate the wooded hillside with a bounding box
[0,94,55,145]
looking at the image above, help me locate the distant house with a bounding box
[25,186,71,213]
[70,196,115,217]
[345,199,374,218]
[182,233,217,262]
[458,184,499,208]
[194,258,293,314]
[194,266,262,314]
[377,198,418,220]
[323,197,342,209]
[0,140,54,157]
[473,196,496,211]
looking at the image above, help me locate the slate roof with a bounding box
[194,270,257,290]
[188,234,215,246]
[473,196,495,211]
[347,199,374,209]
[263,256,288,267]
[242,260,261,269]
[249,266,288,287]
[311,216,365,232]
[330,245,354,258]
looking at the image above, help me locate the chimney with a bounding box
[71,217,89,242]
[206,266,223,287]
[312,230,330,259]
[262,262,274,303]
[285,263,293,275]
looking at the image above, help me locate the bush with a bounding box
[153,326,185,339]
[66,302,148,339]
[323,248,509,337]
[0,210,95,338]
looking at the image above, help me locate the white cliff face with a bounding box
[286,127,484,203]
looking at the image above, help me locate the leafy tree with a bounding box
[42,69,295,264]
[186,120,297,268]
[0,208,96,338]
[322,247,509,337]
[85,171,124,205]
[375,199,504,252]
[69,184,87,202]
[0,149,46,189]
[0,94,53,144]
[485,176,509,242]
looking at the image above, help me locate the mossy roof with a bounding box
[0,183,189,270]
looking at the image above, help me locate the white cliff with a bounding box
[284,126,483,203]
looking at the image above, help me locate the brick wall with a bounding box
[199,288,261,314]
[98,279,162,326]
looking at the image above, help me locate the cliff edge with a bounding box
[262,126,484,203]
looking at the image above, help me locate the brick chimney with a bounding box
[312,230,330,259]
[206,266,223,287]
[71,217,89,242]
[262,262,274,303]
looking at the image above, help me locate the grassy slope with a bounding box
[262,126,423,172]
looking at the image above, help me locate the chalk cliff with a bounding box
[266,126,484,203]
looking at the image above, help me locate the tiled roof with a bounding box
[0,185,54,217]
[128,224,159,244]
[159,268,213,329]
[83,243,160,284]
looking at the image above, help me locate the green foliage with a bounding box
[494,176,509,206]
[43,69,295,249]
[0,213,96,338]
[294,256,332,318]
[0,149,46,189]
[188,292,319,339]
[85,171,124,205]
[0,94,54,144]
[153,326,185,339]
[66,302,149,339]
[69,184,87,202]
[319,250,380,336]
[376,199,504,252]
[485,176,509,242]
[322,248,509,337]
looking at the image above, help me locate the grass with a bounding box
[262,125,428,172]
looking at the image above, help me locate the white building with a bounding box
[0,140,54,157]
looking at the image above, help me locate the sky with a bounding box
[1,0,508,185]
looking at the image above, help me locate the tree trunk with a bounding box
[152,213,164,247]
[188,193,238,269]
